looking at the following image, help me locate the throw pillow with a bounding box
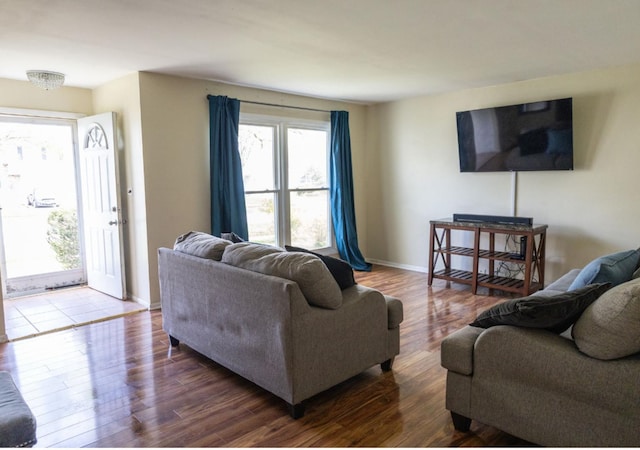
[173,231,232,261]
[220,231,245,243]
[470,283,611,334]
[572,278,640,360]
[222,242,342,309]
[285,245,356,290]
[568,249,640,291]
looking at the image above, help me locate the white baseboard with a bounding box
[366,258,428,274]
[127,293,156,310]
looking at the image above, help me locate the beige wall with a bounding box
[0,73,367,318]
[92,73,151,307]
[0,78,93,115]
[3,60,639,324]
[137,72,367,308]
[366,63,640,283]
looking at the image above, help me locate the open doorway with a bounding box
[0,117,85,297]
[0,113,138,341]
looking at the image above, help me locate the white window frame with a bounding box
[239,113,333,250]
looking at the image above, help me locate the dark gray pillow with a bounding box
[470,283,611,333]
[285,245,356,290]
[221,231,245,243]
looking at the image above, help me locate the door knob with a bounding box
[109,220,119,226]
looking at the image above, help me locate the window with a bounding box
[239,114,332,249]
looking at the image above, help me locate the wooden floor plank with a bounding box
[0,264,532,447]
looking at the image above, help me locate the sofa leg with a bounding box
[169,335,180,347]
[451,411,471,432]
[381,357,395,372]
[288,402,305,419]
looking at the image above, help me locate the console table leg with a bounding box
[471,229,480,294]
[428,223,435,286]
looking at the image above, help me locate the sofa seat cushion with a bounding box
[174,231,232,261]
[572,278,640,360]
[222,242,342,309]
[568,249,640,291]
[470,283,611,333]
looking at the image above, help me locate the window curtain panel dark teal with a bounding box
[208,95,249,240]
[330,111,371,271]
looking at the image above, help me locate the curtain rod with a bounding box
[239,99,331,113]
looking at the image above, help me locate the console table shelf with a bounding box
[428,219,547,296]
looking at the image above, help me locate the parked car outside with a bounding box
[27,189,58,208]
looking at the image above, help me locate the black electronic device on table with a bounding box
[452,213,533,226]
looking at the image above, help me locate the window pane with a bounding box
[290,190,329,249]
[287,128,327,189]
[239,124,275,191]
[245,192,276,246]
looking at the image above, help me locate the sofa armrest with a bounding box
[474,325,640,414]
[290,284,393,402]
[384,295,403,329]
[441,325,484,375]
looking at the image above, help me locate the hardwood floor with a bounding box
[0,265,532,447]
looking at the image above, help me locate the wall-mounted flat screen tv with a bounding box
[456,97,573,172]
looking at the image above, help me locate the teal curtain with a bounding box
[330,111,371,271]
[208,95,249,240]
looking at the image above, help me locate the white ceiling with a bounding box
[2,0,640,104]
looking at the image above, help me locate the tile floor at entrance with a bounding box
[3,287,146,341]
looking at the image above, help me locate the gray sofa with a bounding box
[158,233,403,418]
[441,267,640,447]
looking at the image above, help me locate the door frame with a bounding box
[0,108,87,298]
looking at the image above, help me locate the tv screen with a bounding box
[456,98,573,172]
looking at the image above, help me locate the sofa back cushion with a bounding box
[174,231,232,261]
[285,245,356,290]
[572,278,640,360]
[222,242,342,309]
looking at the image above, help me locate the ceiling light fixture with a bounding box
[26,70,65,90]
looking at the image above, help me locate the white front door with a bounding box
[77,112,126,299]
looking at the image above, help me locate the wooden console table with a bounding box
[428,219,547,296]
